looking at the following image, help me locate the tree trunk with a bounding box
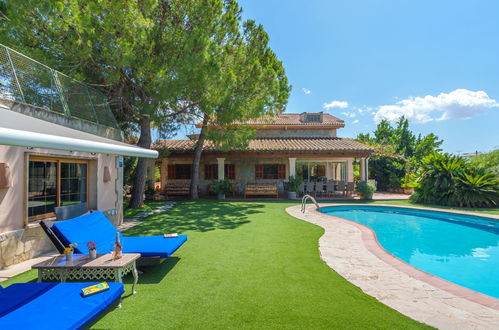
[129,116,152,208]
[190,115,209,199]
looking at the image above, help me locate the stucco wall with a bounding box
[256,128,337,138]
[0,145,123,269]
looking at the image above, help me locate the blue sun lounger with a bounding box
[47,211,187,258]
[0,282,124,329]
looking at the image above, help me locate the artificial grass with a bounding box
[3,200,433,329]
[108,200,428,329]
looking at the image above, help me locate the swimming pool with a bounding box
[319,205,499,299]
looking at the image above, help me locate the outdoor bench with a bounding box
[244,183,279,198]
[164,182,190,198]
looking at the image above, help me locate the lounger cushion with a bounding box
[52,211,119,254]
[51,211,187,258]
[123,235,188,258]
[0,282,124,329]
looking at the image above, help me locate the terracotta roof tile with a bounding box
[154,137,373,154]
[196,113,345,128]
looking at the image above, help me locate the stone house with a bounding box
[154,112,372,196]
[0,45,157,269]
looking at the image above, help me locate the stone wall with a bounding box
[0,224,55,270]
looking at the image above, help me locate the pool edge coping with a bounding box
[311,203,499,310]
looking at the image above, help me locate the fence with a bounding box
[0,43,119,129]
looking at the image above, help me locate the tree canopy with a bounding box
[356,117,443,190]
[0,0,290,203]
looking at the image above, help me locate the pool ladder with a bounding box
[301,194,320,213]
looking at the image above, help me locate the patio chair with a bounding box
[54,202,90,221]
[298,182,304,196]
[0,282,124,329]
[305,181,315,196]
[336,181,346,196]
[346,182,355,197]
[47,211,187,258]
[326,181,335,198]
[315,181,325,197]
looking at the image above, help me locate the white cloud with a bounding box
[374,89,498,123]
[341,111,356,118]
[302,88,311,95]
[323,100,349,109]
[352,119,359,124]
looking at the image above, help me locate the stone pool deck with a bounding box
[286,204,499,330]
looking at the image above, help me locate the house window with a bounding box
[205,164,218,180]
[205,164,236,180]
[28,157,88,220]
[305,114,321,122]
[168,164,191,180]
[255,164,285,180]
[225,164,236,180]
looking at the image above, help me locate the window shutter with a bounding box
[317,165,326,177]
[225,164,235,180]
[168,165,176,179]
[278,164,286,179]
[204,164,210,180]
[255,164,263,180]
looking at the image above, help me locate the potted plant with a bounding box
[63,243,78,262]
[285,175,303,199]
[212,179,232,200]
[355,181,376,200]
[401,172,419,195]
[145,179,155,200]
[87,241,97,259]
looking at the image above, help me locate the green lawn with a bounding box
[3,200,433,329]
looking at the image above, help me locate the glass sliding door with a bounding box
[296,162,327,181]
[28,160,58,218]
[60,162,87,206]
[27,157,89,220]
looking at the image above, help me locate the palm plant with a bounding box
[453,170,499,208]
[411,152,499,208]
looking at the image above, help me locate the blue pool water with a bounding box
[319,206,499,298]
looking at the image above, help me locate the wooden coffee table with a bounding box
[32,253,140,294]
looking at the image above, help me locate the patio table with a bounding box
[32,253,140,294]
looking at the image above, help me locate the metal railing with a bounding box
[301,194,320,213]
[0,43,119,129]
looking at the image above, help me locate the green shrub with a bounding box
[356,181,376,199]
[212,179,233,195]
[368,156,405,190]
[285,175,303,193]
[410,152,499,208]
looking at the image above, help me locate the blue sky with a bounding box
[179,0,499,154]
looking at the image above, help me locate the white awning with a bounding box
[0,108,158,158]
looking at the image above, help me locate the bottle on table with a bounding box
[114,232,123,260]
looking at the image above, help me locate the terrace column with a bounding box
[325,162,332,180]
[366,158,369,180]
[217,158,225,180]
[288,158,296,177]
[360,158,366,181]
[335,163,341,180]
[347,159,354,182]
